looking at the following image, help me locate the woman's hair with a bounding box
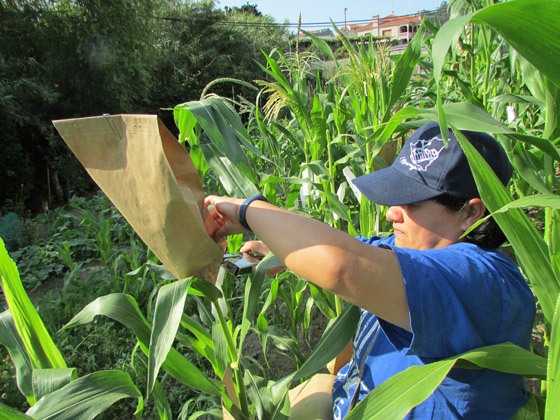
[431,194,508,249]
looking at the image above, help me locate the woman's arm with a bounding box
[205,195,410,331]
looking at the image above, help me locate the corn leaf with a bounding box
[519,55,549,105]
[511,394,541,420]
[291,304,360,382]
[243,253,283,324]
[324,190,352,223]
[513,145,555,195]
[471,0,560,89]
[211,322,228,378]
[32,368,77,401]
[153,380,172,420]
[26,370,143,420]
[506,133,560,163]
[550,209,560,289]
[174,99,261,197]
[269,386,290,420]
[418,103,511,133]
[436,86,449,145]
[63,293,223,397]
[259,50,295,95]
[269,305,360,398]
[147,278,191,396]
[432,13,473,84]
[491,194,560,213]
[383,21,426,122]
[62,293,151,340]
[244,369,291,420]
[349,357,453,419]
[0,238,66,370]
[379,107,423,142]
[200,98,268,162]
[433,2,560,89]
[201,143,260,198]
[178,315,218,374]
[0,310,34,404]
[189,276,224,303]
[0,403,31,419]
[546,293,560,418]
[455,131,560,323]
[309,94,327,160]
[347,343,546,419]
[491,93,544,107]
[301,29,337,62]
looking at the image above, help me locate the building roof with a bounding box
[355,22,374,32]
[378,14,421,28]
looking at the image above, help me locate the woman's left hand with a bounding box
[204,195,245,242]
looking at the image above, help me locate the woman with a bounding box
[205,122,535,418]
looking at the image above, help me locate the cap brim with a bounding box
[352,167,444,206]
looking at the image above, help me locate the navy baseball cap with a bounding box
[352,122,513,206]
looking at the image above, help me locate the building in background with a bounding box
[299,12,422,46]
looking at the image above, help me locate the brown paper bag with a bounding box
[53,114,223,280]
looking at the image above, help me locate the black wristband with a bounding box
[239,194,267,232]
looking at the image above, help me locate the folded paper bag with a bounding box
[53,114,223,281]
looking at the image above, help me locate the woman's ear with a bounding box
[461,198,487,231]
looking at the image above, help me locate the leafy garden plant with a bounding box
[1,0,560,418]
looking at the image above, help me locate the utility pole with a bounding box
[344,7,348,34]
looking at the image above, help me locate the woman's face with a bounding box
[385,200,469,250]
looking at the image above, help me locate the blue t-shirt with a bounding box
[332,236,535,419]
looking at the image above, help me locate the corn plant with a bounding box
[172,1,559,418]
[348,0,560,416]
[1,231,360,418]
[2,0,559,418]
[0,238,145,418]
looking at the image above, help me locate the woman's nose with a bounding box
[386,206,404,223]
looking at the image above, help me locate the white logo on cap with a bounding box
[400,136,445,171]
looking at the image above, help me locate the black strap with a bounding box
[239,194,267,231]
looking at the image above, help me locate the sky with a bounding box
[216,0,444,29]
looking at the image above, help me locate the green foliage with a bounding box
[1,0,559,418]
[0,0,164,208]
[546,294,560,418]
[0,0,289,211]
[0,195,222,417]
[346,343,546,420]
[170,1,559,417]
[0,53,56,206]
[26,370,143,419]
[0,213,26,252]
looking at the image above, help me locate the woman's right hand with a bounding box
[241,240,285,276]
[240,240,270,261]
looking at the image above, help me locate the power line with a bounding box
[160,15,379,28]
[159,9,442,29]
[2,6,443,31]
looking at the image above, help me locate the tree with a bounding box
[149,0,290,113]
[0,2,59,210]
[224,2,262,17]
[0,0,161,209]
[0,0,290,211]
